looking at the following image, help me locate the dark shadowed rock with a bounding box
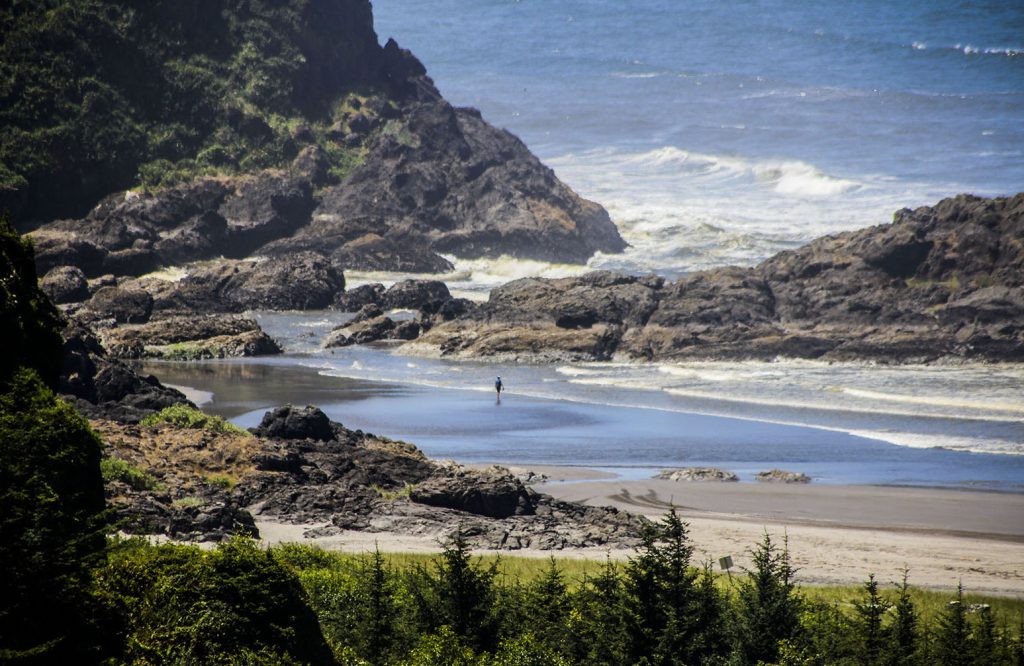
[415,193,1024,363]
[84,286,154,323]
[410,465,537,518]
[252,405,342,442]
[219,252,344,310]
[59,318,189,423]
[383,279,451,311]
[335,282,385,311]
[324,315,397,348]
[40,265,89,303]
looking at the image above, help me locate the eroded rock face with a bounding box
[286,98,627,266]
[415,193,1024,363]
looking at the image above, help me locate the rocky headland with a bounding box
[408,193,1024,363]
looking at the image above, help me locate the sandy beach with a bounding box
[256,465,1024,595]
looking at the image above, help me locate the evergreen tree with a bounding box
[526,557,570,655]
[655,507,698,664]
[408,529,499,652]
[689,562,729,664]
[853,574,891,666]
[354,548,400,663]
[970,606,996,666]
[624,520,665,663]
[935,582,971,666]
[887,570,919,666]
[734,532,802,665]
[570,557,629,666]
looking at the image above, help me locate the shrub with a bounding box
[93,538,334,664]
[141,404,249,435]
[100,457,162,491]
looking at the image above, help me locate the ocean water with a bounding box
[371,0,1024,280]
[141,308,1024,487]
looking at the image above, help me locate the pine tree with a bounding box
[853,574,891,666]
[689,561,729,664]
[935,582,971,666]
[625,520,666,664]
[421,528,499,651]
[970,606,997,666]
[526,557,570,654]
[570,557,629,666]
[734,531,802,665]
[887,570,919,666]
[655,507,698,664]
[355,548,399,663]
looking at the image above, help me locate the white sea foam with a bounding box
[839,387,1024,415]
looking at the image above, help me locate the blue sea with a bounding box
[149,3,1024,490]
[371,0,1024,278]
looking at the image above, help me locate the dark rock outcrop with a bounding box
[83,286,154,324]
[251,405,344,442]
[416,194,1024,363]
[99,315,281,360]
[59,318,190,423]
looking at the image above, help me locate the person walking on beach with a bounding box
[495,376,503,396]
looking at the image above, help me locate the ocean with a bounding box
[150,2,1024,488]
[371,0,1024,280]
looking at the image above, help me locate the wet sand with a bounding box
[255,469,1024,595]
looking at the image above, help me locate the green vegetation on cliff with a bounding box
[0,0,385,223]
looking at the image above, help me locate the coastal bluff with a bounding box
[413,193,1024,363]
[11,0,624,275]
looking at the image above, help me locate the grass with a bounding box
[171,496,205,509]
[206,474,237,490]
[141,404,250,436]
[370,482,417,501]
[100,457,163,491]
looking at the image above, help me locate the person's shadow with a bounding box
[496,393,502,406]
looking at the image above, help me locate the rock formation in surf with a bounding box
[409,193,1024,363]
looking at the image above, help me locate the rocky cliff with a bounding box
[411,193,1024,363]
[9,0,623,277]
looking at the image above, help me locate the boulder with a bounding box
[85,286,154,323]
[40,265,89,303]
[409,464,537,519]
[335,283,385,311]
[383,279,451,311]
[219,252,345,310]
[252,405,342,442]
